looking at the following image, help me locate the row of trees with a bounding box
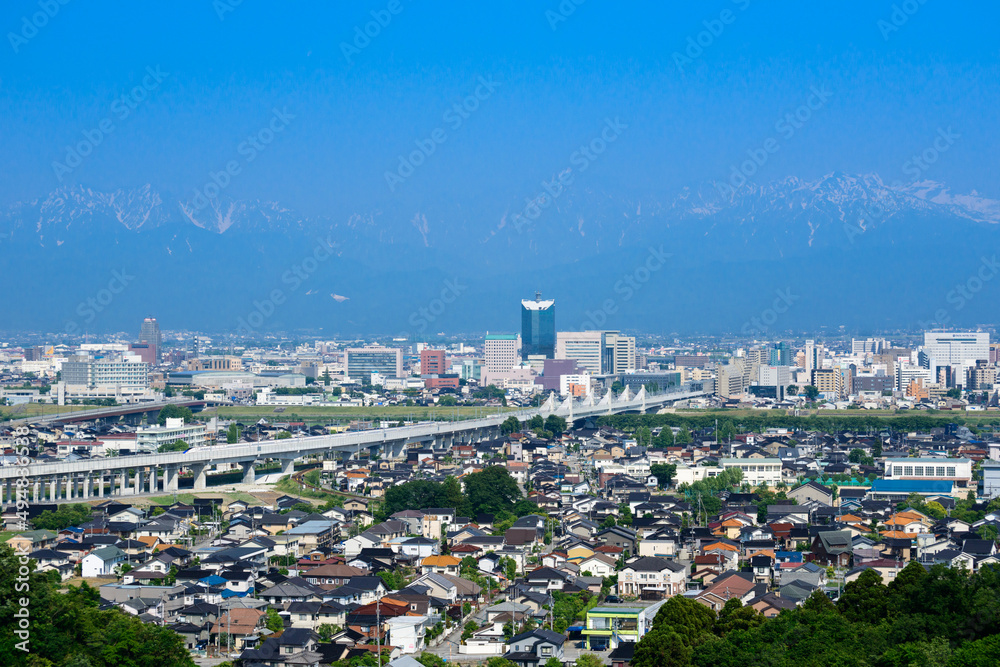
[499,414,567,438]
[633,563,1000,667]
[598,412,995,436]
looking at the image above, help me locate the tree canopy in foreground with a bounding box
[0,545,194,666]
[633,563,1000,667]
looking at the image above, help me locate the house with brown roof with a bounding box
[209,608,265,651]
[695,572,760,611]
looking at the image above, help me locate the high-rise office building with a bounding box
[852,338,887,355]
[555,331,604,374]
[922,332,989,387]
[604,331,637,374]
[521,293,556,359]
[555,330,636,374]
[344,346,403,380]
[770,342,792,366]
[420,349,447,375]
[484,334,520,373]
[139,317,162,363]
[803,340,822,374]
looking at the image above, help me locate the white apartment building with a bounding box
[136,417,211,452]
[895,361,934,392]
[560,373,593,396]
[719,458,783,486]
[484,334,520,373]
[884,457,973,488]
[923,331,989,388]
[61,352,149,388]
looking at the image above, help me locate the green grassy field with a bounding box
[0,403,105,420]
[203,404,519,424]
[143,490,268,507]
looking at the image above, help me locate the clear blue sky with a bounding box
[2,0,998,213]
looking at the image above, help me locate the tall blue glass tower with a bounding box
[521,292,555,359]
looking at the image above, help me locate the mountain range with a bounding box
[5,173,1000,337]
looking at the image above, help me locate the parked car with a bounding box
[604,595,621,603]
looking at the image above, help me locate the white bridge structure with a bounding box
[0,384,706,503]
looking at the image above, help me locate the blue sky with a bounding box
[3,0,998,214]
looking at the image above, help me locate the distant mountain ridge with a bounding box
[5,173,999,243]
[4,173,1000,335]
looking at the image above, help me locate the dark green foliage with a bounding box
[650,463,677,488]
[157,403,194,425]
[157,439,188,452]
[377,476,471,520]
[634,596,716,667]
[551,590,595,631]
[633,564,1000,667]
[464,466,523,516]
[512,499,542,517]
[377,569,407,591]
[848,448,875,466]
[0,545,194,666]
[500,416,522,435]
[713,599,765,636]
[32,503,92,531]
[596,413,979,438]
[377,468,524,521]
[543,414,566,436]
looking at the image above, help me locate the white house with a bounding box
[576,553,618,578]
[385,615,428,654]
[618,557,687,599]
[82,545,128,577]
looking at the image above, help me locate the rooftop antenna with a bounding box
[535,291,542,301]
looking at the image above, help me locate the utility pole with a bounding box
[376,598,382,667]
